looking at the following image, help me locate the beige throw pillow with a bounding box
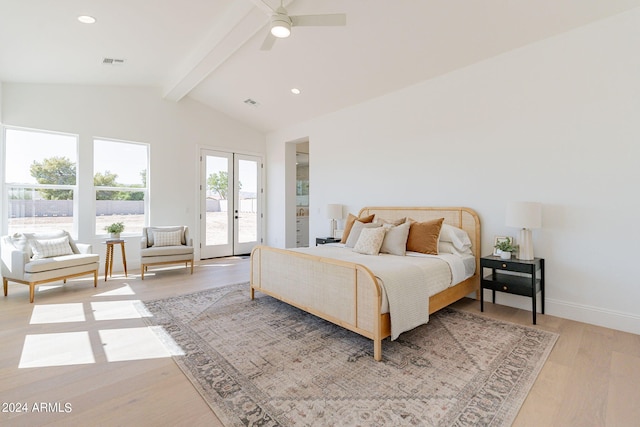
[380,221,411,256]
[352,227,386,255]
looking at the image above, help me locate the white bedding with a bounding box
[290,244,475,340]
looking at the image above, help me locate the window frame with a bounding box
[2,126,79,236]
[92,137,150,238]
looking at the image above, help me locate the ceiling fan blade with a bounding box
[291,13,346,27]
[260,32,277,50]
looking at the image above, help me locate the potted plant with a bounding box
[105,222,125,239]
[494,239,518,259]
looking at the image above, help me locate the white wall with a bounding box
[265,9,640,334]
[1,83,265,269]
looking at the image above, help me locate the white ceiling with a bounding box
[2,0,640,133]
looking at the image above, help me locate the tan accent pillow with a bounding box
[406,218,445,255]
[341,213,375,243]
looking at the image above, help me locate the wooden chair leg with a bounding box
[94,270,98,288]
[141,264,145,280]
[29,284,35,303]
[3,277,8,297]
[190,260,194,274]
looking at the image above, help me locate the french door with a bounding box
[200,149,262,258]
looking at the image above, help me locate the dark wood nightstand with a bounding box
[315,237,341,246]
[480,255,545,324]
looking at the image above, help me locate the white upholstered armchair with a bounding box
[140,226,194,279]
[1,230,99,303]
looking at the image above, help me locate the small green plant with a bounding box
[105,222,125,234]
[494,239,517,252]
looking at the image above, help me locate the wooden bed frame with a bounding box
[250,207,480,361]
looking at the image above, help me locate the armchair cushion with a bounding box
[26,253,100,273]
[140,245,193,257]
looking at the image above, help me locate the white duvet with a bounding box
[290,244,473,340]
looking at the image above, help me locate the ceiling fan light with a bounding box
[271,16,291,38]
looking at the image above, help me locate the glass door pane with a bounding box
[234,154,261,254]
[201,151,233,258]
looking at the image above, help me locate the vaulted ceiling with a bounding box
[2,0,639,132]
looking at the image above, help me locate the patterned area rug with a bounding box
[142,283,558,426]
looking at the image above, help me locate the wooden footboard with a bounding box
[250,247,479,361]
[250,206,481,361]
[250,245,389,360]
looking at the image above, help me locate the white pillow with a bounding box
[438,241,473,257]
[352,227,386,255]
[345,221,382,248]
[150,226,185,245]
[29,236,74,259]
[153,230,183,247]
[380,221,410,256]
[439,224,472,250]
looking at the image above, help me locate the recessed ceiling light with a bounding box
[78,15,96,24]
[291,88,301,95]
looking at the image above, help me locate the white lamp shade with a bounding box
[326,204,343,220]
[506,201,542,229]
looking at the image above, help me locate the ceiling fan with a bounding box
[256,0,346,50]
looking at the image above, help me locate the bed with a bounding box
[250,206,481,361]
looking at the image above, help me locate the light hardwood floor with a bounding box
[1,258,638,426]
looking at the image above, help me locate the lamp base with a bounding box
[518,228,534,260]
[330,219,337,238]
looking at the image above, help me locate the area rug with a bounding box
[142,283,558,426]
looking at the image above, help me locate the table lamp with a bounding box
[326,204,343,238]
[506,201,542,260]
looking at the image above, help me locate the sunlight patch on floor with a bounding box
[91,300,147,321]
[99,327,176,362]
[94,284,136,297]
[30,303,85,324]
[19,332,95,368]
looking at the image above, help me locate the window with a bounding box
[94,139,149,236]
[3,128,77,235]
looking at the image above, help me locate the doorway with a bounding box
[200,149,262,258]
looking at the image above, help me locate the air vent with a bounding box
[102,58,126,66]
[243,98,260,107]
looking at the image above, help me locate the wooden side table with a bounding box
[104,240,128,281]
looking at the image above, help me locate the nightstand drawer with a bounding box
[481,258,535,273]
[482,274,539,297]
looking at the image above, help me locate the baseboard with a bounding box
[480,290,640,335]
[545,298,640,335]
